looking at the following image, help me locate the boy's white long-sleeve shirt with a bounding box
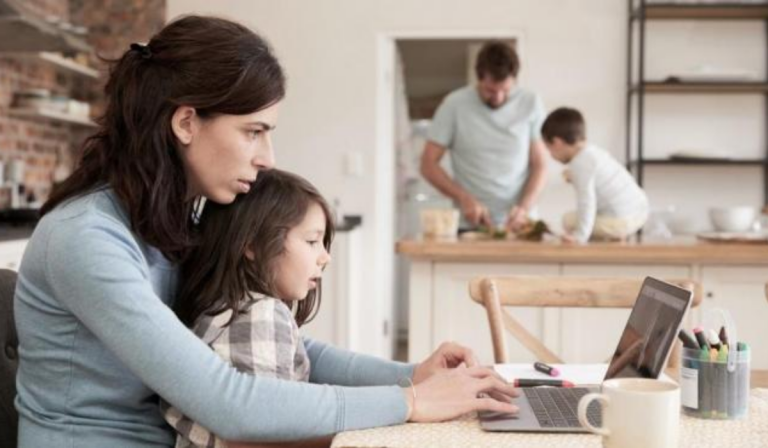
[567,144,649,242]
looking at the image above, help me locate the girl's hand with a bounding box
[412,342,479,384]
[561,234,577,244]
[406,366,520,422]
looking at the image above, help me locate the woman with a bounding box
[14,15,518,448]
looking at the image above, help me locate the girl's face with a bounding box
[177,102,280,204]
[273,202,331,301]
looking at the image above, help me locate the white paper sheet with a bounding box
[494,363,608,386]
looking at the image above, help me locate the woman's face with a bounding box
[273,202,331,301]
[178,102,280,204]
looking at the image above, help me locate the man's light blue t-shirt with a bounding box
[428,85,546,227]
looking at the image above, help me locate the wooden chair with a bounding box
[468,276,703,369]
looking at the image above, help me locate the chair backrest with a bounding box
[468,276,703,366]
[0,269,18,448]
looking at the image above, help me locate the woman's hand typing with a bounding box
[404,366,519,423]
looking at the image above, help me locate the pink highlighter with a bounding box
[534,361,560,377]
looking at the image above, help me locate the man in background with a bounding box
[420,41,548,232]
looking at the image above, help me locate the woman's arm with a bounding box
[45,214,408,442]
[304,338,415,387]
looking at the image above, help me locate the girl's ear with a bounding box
[171,106,198,145]
[244,246,256,261]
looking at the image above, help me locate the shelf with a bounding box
[0,1,90,53]
[13,52,99,78]
[632,3,768,20]
[630,82,768,94]
[630,158,767,166]
[8,107,96,127]
[37,52,98,78]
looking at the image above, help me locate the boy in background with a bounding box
[541,107,648,243]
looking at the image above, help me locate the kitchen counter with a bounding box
[397,237,768,265]
[398,236,768,368]
[0,224,35,243]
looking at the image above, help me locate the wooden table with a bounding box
[332,388,768,448]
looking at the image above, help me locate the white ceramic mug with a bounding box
[577,378,680,448]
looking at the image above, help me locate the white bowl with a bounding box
[709,207,758,232]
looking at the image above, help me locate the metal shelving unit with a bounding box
[626,1,768,203]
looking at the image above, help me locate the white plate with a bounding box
[696,232,768,244]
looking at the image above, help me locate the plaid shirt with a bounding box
[161,293,311,448]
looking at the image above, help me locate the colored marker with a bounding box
[699,348,711,416]
[707,329,722,351]
[533,361,560,377]
[693,327,710,351]
[719,326,729,347]
[715,346,729,418]
[678,329,700,349]
[514,379,574,388]
[717,344,729,362]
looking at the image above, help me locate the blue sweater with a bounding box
[14,187,413,447]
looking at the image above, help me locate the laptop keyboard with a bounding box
[523,387,602,428]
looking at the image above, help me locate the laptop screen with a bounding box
[604,277,692,381]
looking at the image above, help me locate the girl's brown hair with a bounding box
[41,15,286,262]
[175,169,335,328]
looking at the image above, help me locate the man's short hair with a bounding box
[475,41,520,81]
[541,107,586,144]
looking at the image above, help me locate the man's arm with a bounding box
[507,140,548,230]
[420,140,490,227]
[420,141,466,203]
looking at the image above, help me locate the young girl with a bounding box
[162,169,333,447]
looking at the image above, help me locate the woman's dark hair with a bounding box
[475,41,520,81]
[41,15,286,262]
[541,107,586,145]
[175,169,335,328]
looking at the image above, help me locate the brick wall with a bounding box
[0,0,165,209]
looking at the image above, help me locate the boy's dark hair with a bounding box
[475,41,520,81]
[175,169,335,328]
[541,107,587,145]
[41,15,286,262]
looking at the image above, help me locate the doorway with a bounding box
[376,31,522,359]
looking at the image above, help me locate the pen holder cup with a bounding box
[680,347,750,419]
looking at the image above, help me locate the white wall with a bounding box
[167,0,765,356]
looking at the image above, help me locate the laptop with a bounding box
[480,276,693,433]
